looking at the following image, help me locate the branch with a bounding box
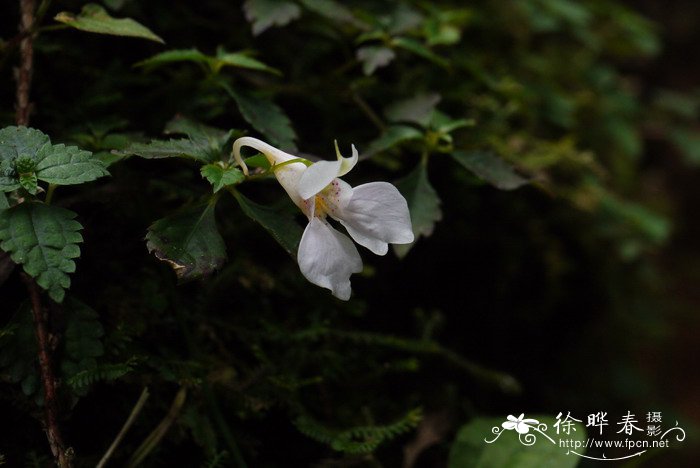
[15,1,73,466]
[16,0,36,126]
[21,273,72,467]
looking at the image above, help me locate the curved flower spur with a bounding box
[232,137,414,300]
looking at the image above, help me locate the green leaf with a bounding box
[19,173,38,195]
[356,46,396,76]
[214,48,281,75]
[136,48,210,68]
[146,202,227,281]
[385,93,441,127]
[300,0,366,28]
[137,48,281,75]
[119,139,216,163]
[35,144,109,185]
[0,126,108,191]
[367,125,423,155]
[243,0,301,35]
[55,3,164,43]
[394,162,442,257]
[225,87,297,151]
[0,192,8,210]
[201,164,244,193]
[451,150,528,190]
[391,37,449,68]
[233,191,303,257]
[0,126,49,160]
[0,203,83,302]
[449,415,586,468]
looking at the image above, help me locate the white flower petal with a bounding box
[338,182,414,254]
[298,159,343,200]
[321,178,354,218]
[335,141,358,177]
[233,137,308,209]
[298,142,359,200]
[516,424,531,434]
[502,421,517,430]
[297,217,363,300]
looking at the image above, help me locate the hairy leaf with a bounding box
[0,126,108,191]
[146,202,227,281]
[120,139,216,162]
[0,203,83,302]
[243,0,301,35]
[394,162,442,258]
[201,164,244,193]
[35,144,109,185]
[451,150,528,190]
[233,191,303,257]
[55,4,164,43]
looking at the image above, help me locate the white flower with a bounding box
[502,414,540,434]
[232,137,414,300]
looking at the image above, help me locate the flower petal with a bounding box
[516,423,530,434]
[297,142,359,200]
[298,217,363,300]
[338,182,414,255]
[502,422,517,430]
[298,159,343,200]
[335,141,358,177]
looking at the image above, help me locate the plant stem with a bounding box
[96,387,150,468]
[15,1,72,466]
[16,0,36,126]
[21,273,72,468]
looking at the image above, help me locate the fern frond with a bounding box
[294,408,422,455]
[66,357,138,389]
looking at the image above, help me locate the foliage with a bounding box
[0,0,695,466]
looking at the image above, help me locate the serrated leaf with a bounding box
[120,139,216,162]
[0,203,83,302]
[0,126,49,161]
[225,87,297,151]
[385,93,441,127]
[0,126,108,191]
[55,3,164,43]
[243,0,301,35]
[391,37,448,68]
[233,191,303,257]
[35,144,109,185]
[367,125,423,155]
[451,150,528,190]
[201,164,244,192]
[146,202,226,281]
[448,416,586,468]
[356,46,396,75]
[19,173,38,194]
[394,162,442,258]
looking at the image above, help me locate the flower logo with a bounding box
[502,414,540,434]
